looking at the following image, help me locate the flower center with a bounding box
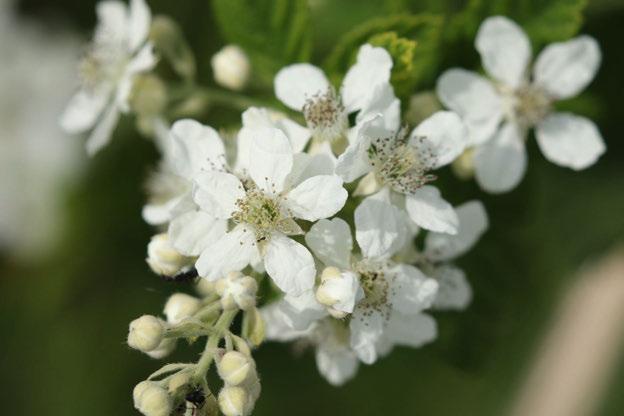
[303,87,348,144]
[353,260,392,315]
[367,128,436,194]
[232,188,300,241]
[507,85,552,128]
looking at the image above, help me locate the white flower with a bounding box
[60,0,157,155]
[437,16,605,193]
[211,45,251,91]
[192,126,347,295]
[215,271,258,311]
[336,111,467,235]
[144,120,229,260]
[274,43,400,153]
[306,212,439,365]
[399,201,489,310]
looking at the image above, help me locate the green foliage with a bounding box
[211,0,312,86]
[519,0,588,46]
[324,14,443,95]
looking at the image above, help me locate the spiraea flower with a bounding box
[274,44,399,153]
[336,111,467,234]
[305,206,439,364]
[192,126,347,295]
[60,0,156,155]
[437,16,605,192]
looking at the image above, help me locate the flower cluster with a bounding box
[61,2,605,414]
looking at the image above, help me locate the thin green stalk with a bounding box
[193,309,238,379]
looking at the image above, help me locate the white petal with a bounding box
[168,211,227,256]
[126,42,157,74]
[279,291,326,330]
[260,302,312,342]
[241,107,311,153]
[192,171,244,219]
[355,195,408,259]
[264,233,316,296]
[170,119,226,179]
[305,218,353,269]
[248,127,293,194]
[96,1,129,44]
[436,69,503,145]
[432,266,472,310]
[85,104,120,155]
[474,122,527,193]
[60,90,109,134]
[425,200,488,262]
[390,264,439,313]
[411,111,467,168]
[341,44,393,113]
[385,312,437,349]
[286,175,347,221]
[287,151,336,188]
[534,36,601,100]
[350,307,384,364]
[475,16,531,88]
[356,82,401,132]
[142,194,186,226]
[195,224,258,281]
[316,343,359,386]
[536,113,605,170]
[404,185,458,234]
[335,113,385,182]
[128,0,151,51]
[274,64,330,110]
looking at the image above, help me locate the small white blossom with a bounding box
[211,45,251,91]
[191,126,347,296]
[305,214,439,365]
[60,0,156,155]
[336,110,467,235]
[437,16,605,193]
[274,44,400,153]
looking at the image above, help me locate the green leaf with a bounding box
[241,307,265,347]
[324,14,443,95]
[211,0,312,85]
[520,0,588,46]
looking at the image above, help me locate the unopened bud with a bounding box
[219,386,248,416]
[452,147,475,180]
[146,337,176,359]
[215,272,258,311]
[129,74,167,116]
[316,267,361,319]
[133,381,173,416]
[128,315,166,352]
[218,351,252,386]
[211,45,250,91]
[196,278,215,297]
[146,233,190,276]
[164,293,201,324]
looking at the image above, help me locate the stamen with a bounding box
[353,260,394,320]
[232,188,292,242]
[302,87,348,144]
[367,128,437,195]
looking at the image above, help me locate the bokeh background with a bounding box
[1,0,623,414]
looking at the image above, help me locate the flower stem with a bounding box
[193,309,238,379]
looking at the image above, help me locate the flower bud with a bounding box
[316,267,361,319]
[217,351,252,386]
[452,147,475,180]
[218,386,248,416]
[196,278,215,297]
[211,45,250,91]
[164,293,201,324]
[133,381,173,416]
[146,338,176,359]
[167,371,192,393]
[128,315,166,352]
[146,233,190,276]
[215,272,258,311]
[129,74,167,116]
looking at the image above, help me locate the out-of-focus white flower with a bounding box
[274,44,400,153]
[60,0,157,155]
[215,271,258,311]
[437,16,605,193]
[192,126,347,296]
[211,45,251,91]
[336,111,467,235]
[0,3,84,259]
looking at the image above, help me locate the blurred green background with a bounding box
[1,0,624,414]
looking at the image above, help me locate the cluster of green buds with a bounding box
[127,269,264,416]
